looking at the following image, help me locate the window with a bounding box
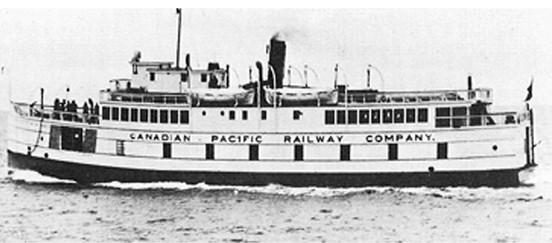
[206,144,214,160]
[163,143,171,158]
[418,108,428,123]
[337,110,346,124]
[452,107,467,128]
[150,72,155,81]
[293,110,302,120]
[261,110,267,120]
[383,109,393,124]
[181,73,188,82]
[150,109,158,123]
[348,110,358,124]
[229,110,235,120]
[325,110,335,124]
[132,65,138,75]
[406,109,416,123]
[436,107,451,128]
[180,110,189,124]
[294,145,303,161]
[388,144,398,160]
[102,106,110,120]
[393,109,404,123]
[131,108,138,122]
[112,107,120,121]
[170,110,178,124]
[437,143,448,159]
[242,110,248,120]
[160,110,168,123]
[140,109,148,123]
[121,108,129,121]
[359,110,370,124]
[340,145,350,161]
[249,144,259,161]
[371,109,381,124]
[201,73,208,82]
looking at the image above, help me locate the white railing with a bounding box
[340,88,492,105]
[101,90,192,105]
[12,102,101,124]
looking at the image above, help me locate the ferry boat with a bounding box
[6,12,537,187]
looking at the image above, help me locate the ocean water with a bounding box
[1,107,552,242]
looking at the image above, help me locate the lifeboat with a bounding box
[187,88,255,106]
[264,86,338,106]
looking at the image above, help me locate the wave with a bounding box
[3,168,548,201]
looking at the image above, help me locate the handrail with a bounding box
[342,88,492,105]
[12,102,101,125]
[101,90,192,105]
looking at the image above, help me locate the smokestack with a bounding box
[268,36,286,89]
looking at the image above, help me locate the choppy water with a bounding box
[1,107,552,242]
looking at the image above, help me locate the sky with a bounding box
[1,8,552,111]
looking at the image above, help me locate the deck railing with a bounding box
[340,88,492,105]
[100,90,192,105]
[12,102,101,124]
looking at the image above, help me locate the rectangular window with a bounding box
[112,107,120,121]
[131,108,138,122]
[160,110,168,124]
[406,109,416,123]
[436,107,451,128]
[371,109,381,124]
[163,143,172,158]
[102,106,110,120]
[242,110,248,120]
[150,72,155,81]
[206,144,214,160]
[229,110,235,120]
[418,108,428,123]
[170,110,178,124]
[359,110,370,124]
[201,73,208,82]
[132,65,138,75]
[293,110,302,120]
[294,145,304,161]
[452,107,467,128]
[116,140,125,156]
[437,143,448,159]
[181,73,188,82]
[261,110,267,120]
[337,110,346,124]
[393,109,404,123]
[325,110,335,125]
[140,109,148,123]
[180,110,189,124]
[340,145,350,161]
[150,109,158,123]
[121,108,129,121]
[388,143,398,160]
[383,109,393,124]
[348,110,358,124]
[249,144,259,161]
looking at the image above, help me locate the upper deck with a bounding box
[99,86,492,108]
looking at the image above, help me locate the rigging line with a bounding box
[29,108,45,154]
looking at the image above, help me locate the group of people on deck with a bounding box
[53,98,100,124]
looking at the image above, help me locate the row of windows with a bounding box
[325,108,428,125]
[102,106,189,124]
[115,142,449,161]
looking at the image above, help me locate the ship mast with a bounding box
[175,8,182,68]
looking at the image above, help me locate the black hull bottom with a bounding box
[8,150,522,188]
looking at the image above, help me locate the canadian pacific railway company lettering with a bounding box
[128,133,435,144]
